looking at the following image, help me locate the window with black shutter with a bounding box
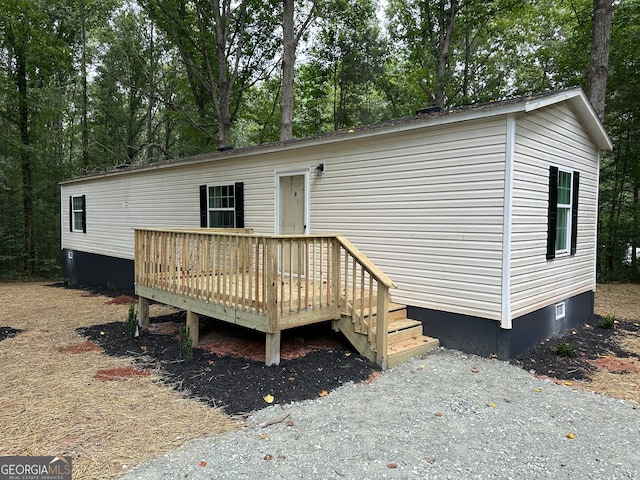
[199,183,244,228]
[546,167,579,259]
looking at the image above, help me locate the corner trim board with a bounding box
[501,114,515,329]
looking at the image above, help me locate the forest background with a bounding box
[0,0,637,283]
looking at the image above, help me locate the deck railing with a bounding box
[134,228,396,364]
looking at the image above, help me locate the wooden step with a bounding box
[386,335,440,368]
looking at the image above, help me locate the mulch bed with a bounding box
[511,315,640,381]
[78,314,380,416]
[0,326,22,342]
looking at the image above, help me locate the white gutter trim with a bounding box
[501,114,516,330]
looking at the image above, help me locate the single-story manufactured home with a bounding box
[60,87,612,364]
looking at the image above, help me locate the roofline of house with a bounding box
[60,86,612,185]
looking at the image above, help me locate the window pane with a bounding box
[209,211,234,228]
[557,171,572,205]
[74,212,84,231]
[556,207,569,251]
[73,196,84,210]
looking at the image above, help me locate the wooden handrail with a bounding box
[134,228,396,368]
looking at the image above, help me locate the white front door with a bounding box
[276,172,309,275]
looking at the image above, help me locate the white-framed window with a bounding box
[546,167,579,259]
[199,182,244,228]
[208,184,235,228]
[70,195,86,233]
[555,170,572,253]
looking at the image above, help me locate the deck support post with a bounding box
[186,310,199,347]
[265,331,281,366]
[138,297,150,327]
[375,286,389,370]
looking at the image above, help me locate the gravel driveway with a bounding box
[121,349,640,480]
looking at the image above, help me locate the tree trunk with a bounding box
[588,0,613,122]
[280,0,295,141]
[435,0,457,109]
[81,2,89,168]
[147,20,156,162]
[16,49,34,275]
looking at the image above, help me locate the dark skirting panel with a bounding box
[62,249,134,294]
[409,290,595,360]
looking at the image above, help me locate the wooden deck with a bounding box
[134,228,438,367]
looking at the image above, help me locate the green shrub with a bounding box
[179,325,193,362]
[125,303,137,339]
[555,342,576,358]
[600,314,616,329]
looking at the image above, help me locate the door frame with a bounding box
[275,169,310,235]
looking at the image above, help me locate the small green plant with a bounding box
[179,325,193,362]
[555,341,576,358]
[125,303,138,339]
[107,282,117,293]
[600,314,616,329]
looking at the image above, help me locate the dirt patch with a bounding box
[590,356,640,373]
[57,340,103,354]
[95,366,153,381]
[106,295,137,305]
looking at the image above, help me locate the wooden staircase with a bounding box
[334,299,440,369]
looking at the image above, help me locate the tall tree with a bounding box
[588,0,613,121]
[279,0,316,141]
[143,0,279,149]
[0,0,79,275]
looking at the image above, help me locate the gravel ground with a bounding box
[121,349,640,480]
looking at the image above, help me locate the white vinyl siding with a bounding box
[510,104,599,318]
[61,117,507,320]
[60,94,605,325]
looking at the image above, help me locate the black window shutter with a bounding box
[570,172,580,255]
[546,166,558,260]
[199,185,208,227]
[69,196,73,232]
[235,182,244,228]
[81,195,87,233]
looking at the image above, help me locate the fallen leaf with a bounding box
[285,420,294,427]
[277,455,286,460]
[487,403,497,408]
[387,463,398,469]
[263,454,273,461]
[564,381,573,386]
[319,390,328,397]
[566,433,576,439]
[535,388,542,393]
[434,412,443,417]
[99,331,105,335]
[259,433,268,440]
[427,458,436,464]
[140,345,147,351]
[471,366,479,373]
[263,394,274,403]
[199,461,207,468]
[345,352,351,357]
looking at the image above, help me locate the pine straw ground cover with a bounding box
[2,283,640,479]
[0,283,236,479]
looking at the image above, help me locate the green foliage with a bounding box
[600,314,616,329]
[125,304,137,340]
[555,342,576,358]
[179,325,193,362]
